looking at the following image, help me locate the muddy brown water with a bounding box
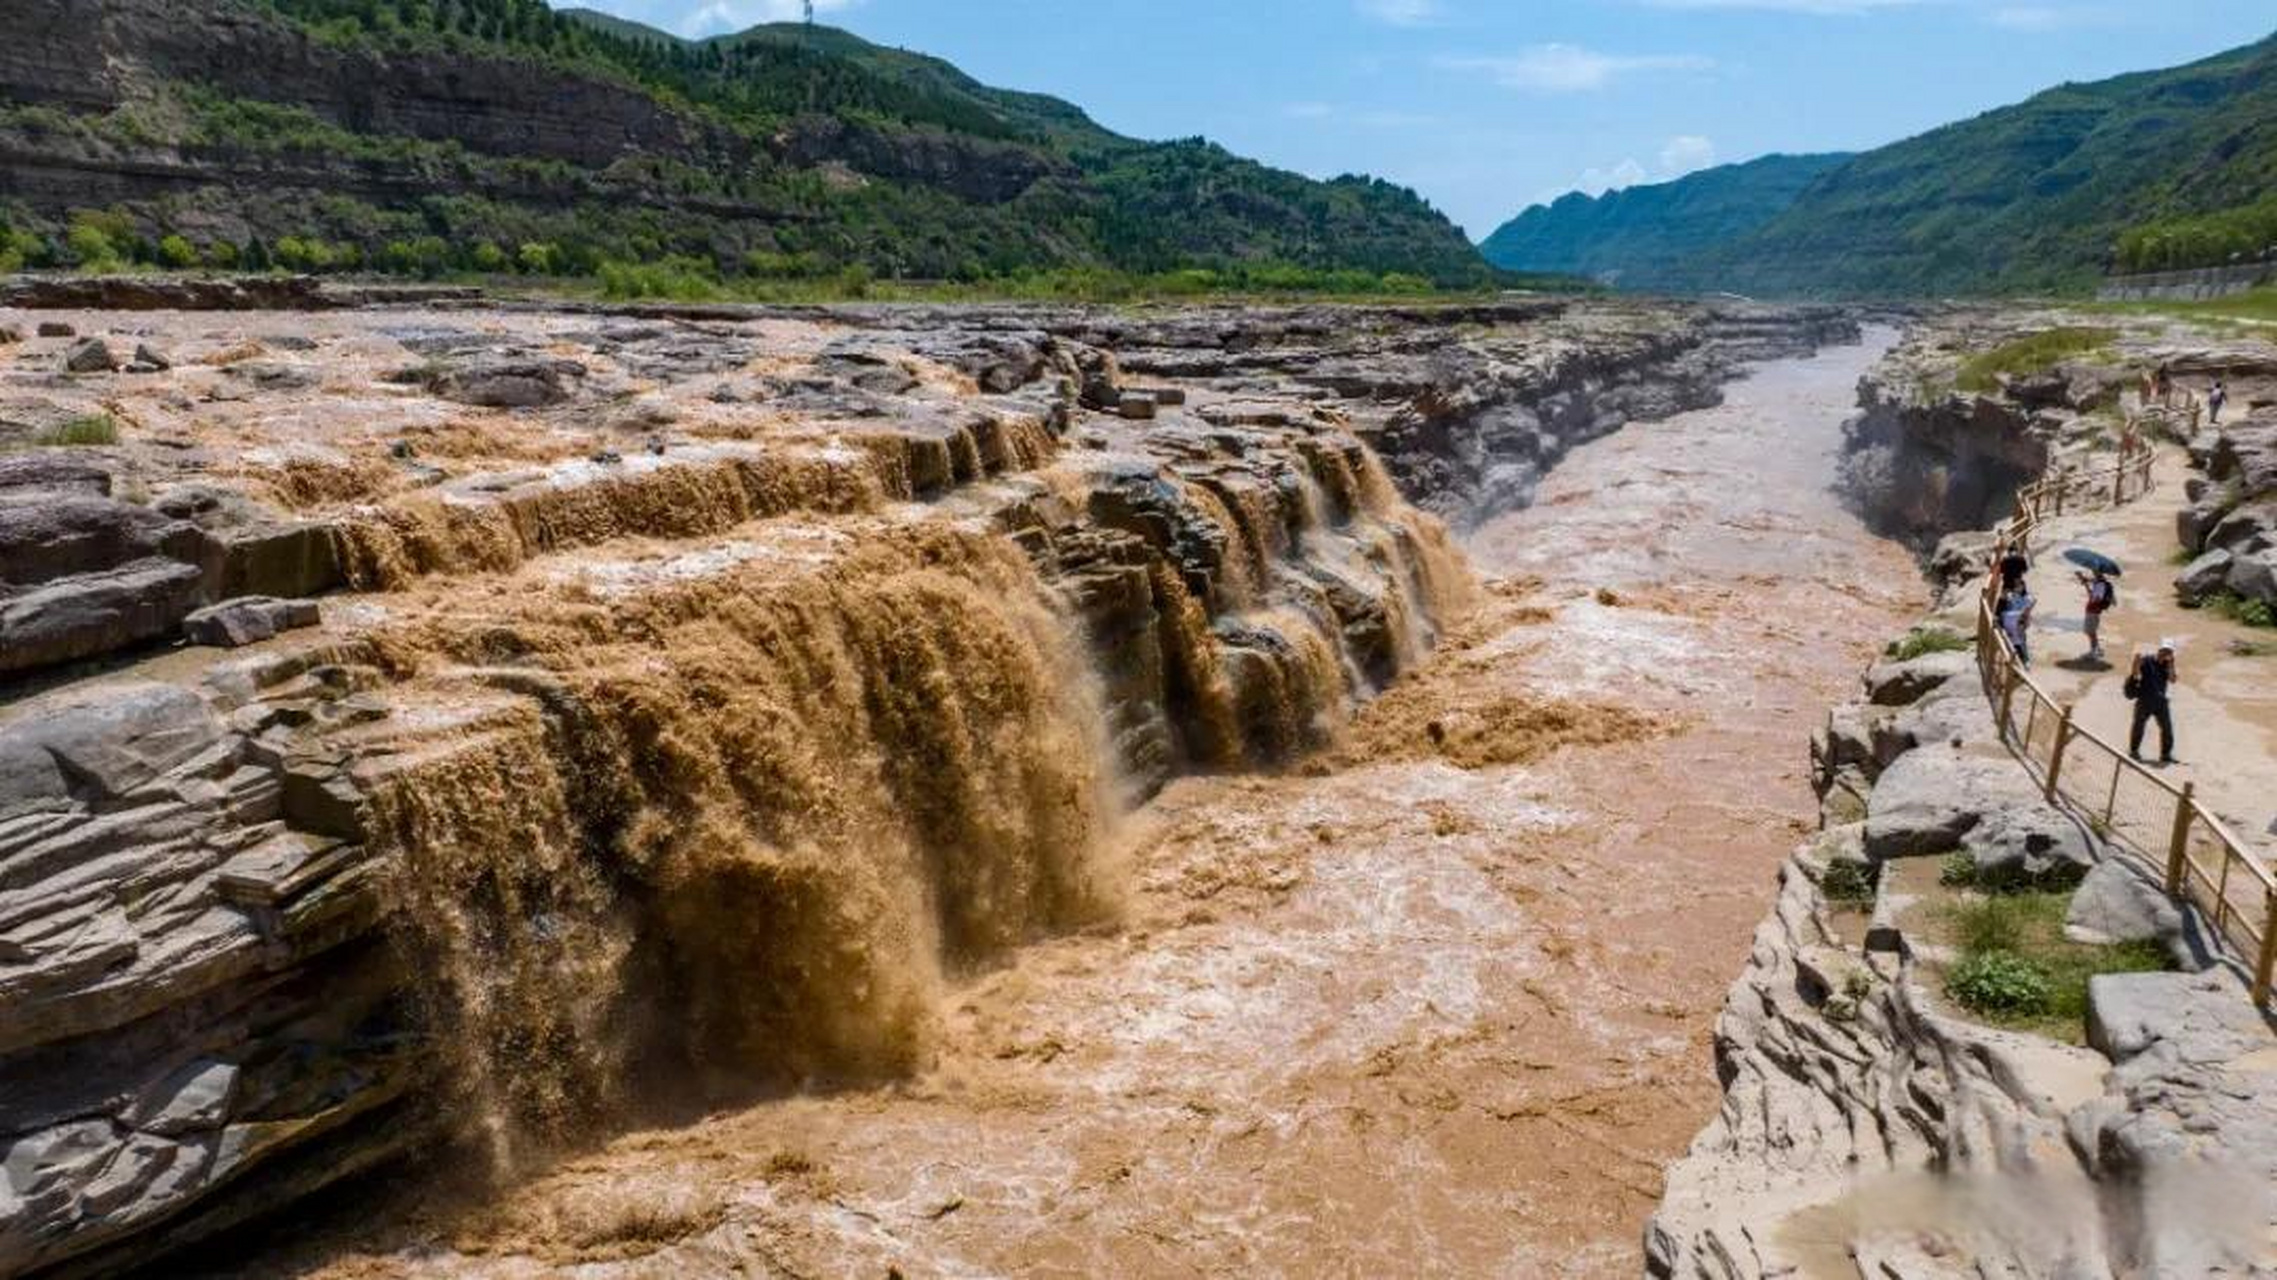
[286,332,1922,1279]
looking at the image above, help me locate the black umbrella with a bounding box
[2063,548,2123,577]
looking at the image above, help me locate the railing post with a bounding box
[2165,782,2196,895]
[2113,459,2126,505]
[2045,704,2075,800]
[2256,885,2275,1006]
[1998,658,2020,739]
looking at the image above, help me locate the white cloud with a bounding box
[1284,101,1336,119]
[1355,0,1441,24]
[1443,44,1713,93]
[1659,134,1716,176]
[1987,5,2116,29]
[678,0,856,38]
[1572,158,1651,197]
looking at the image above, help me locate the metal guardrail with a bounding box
[1975,402,2275,1007]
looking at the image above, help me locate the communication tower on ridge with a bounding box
[804,1,815,24]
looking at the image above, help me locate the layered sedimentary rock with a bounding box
[0,293,1860,1275]
[2175,403,2277,611]
[1837,322,2109,550]
[1649,624,2277,1278]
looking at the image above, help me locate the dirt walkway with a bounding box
[2007,445,2277,853]
[281,336,1922,1280]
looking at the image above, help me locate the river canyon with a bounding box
[3,295,1921,1277]
[292,327,1922,1279]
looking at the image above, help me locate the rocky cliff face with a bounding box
[0,293,1851,1275]
[1648,636,2277,1278]
[2175,384,2277,613]
[1651,323,2277,1273]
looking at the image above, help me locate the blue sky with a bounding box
[563,1,2275,239]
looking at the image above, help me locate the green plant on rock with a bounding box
[1820,857,1876,905]
[1939,851,1978,887]
[1947,951,2053,1017]
[34,414,120,447]
[2204,591,2277,630]
[1885,628,1972,662]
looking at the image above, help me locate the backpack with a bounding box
[2090,580,2116,613]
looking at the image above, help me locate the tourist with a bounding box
[2209,379,2228,425]
[1998,546,2030,594]
[1999,581,2036,666]
[2126,640,2178,765]
[2076,568,2115,660]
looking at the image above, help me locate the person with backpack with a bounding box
[2125,640,2178,765]
[2209,379,2228,425]
[2076,568,2116,661]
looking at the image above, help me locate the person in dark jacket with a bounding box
[2129,640,2177,765]
[1998,547,2029,594]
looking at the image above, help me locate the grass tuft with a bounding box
[1953,328,2120,394]
[1940,889,2170,1034]
[1885,627,1972,662]
[33,413,119,447]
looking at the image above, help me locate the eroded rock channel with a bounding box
[0,293,1875,1277]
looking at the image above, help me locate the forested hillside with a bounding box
[0,0,1495,289]
[1478,153,1848,287]
[1475,31,2277,297]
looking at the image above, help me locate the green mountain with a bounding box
[0,0,1493,288]
[1478,31,2277,298]
[1478,153,1850,287]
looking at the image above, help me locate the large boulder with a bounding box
[154,486,342,599]
[2080,970,2277,1278]
[183,597,320,648]
[0,494,196,588]
[1862,648,1974,706]
[61,337,120,374]
[0,560,205,675]
[429,357,586,408]
[2065,858,2185,951]
[0,452,111,498]
[2226,547,2277,607]
[2174,548,2235,605]
[1863,745,2094,882]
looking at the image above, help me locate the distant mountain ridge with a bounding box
[0,0,1494,286]
[1479,153,1850,287]
[1479,30,2277,297]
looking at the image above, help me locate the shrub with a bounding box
[2204,591,2276,629]
[1939,851,1977,887]
[1886,627,1972,662]
[1947,951,2052,1017]
[156,234,199,269]
[67,222,122,272]
[516,241,561,275]
[597,257,722,301]
[1820,857,1876,904]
